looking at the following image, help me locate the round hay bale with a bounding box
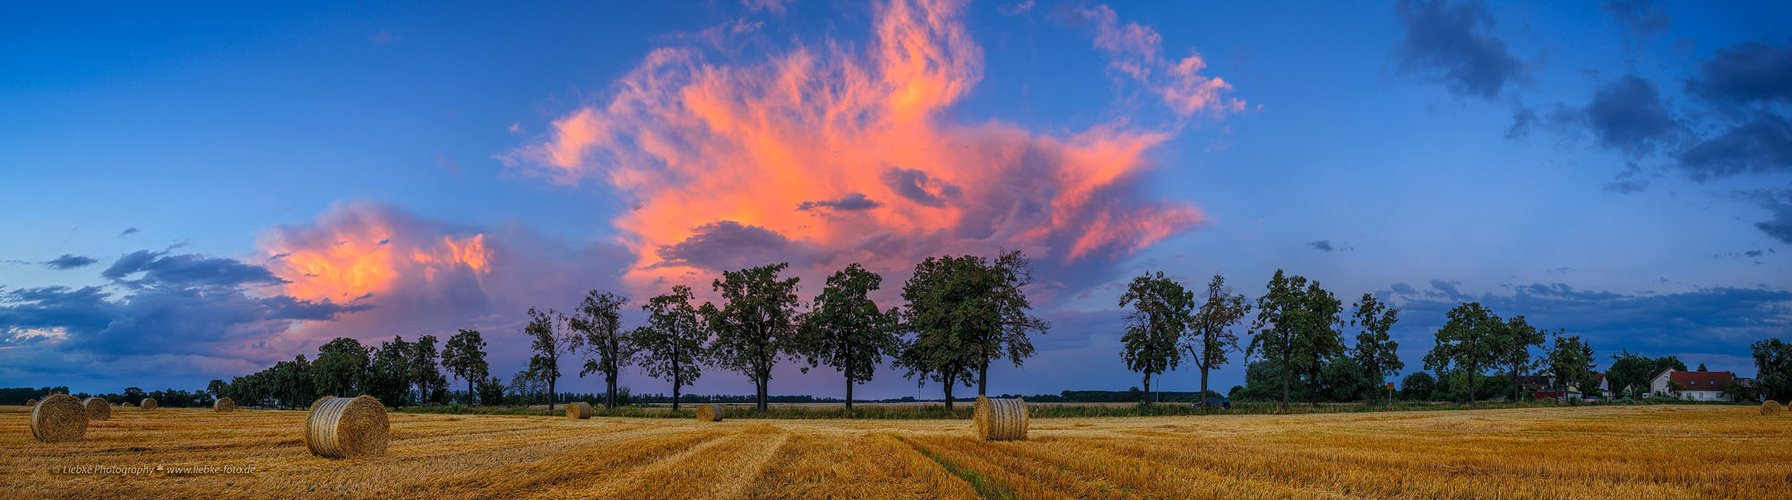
[1764,400,1783,416]
[83,397,111,421]
[567,402,592,419]
[30,394,88,443]
[140,398,157,410]
[25,399,36,407]
[305,396,389,459]
[214,397,236,412]
[695,404,722,422]
[310,396,332,413]
[972,396,1028,441]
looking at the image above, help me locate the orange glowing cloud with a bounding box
[507,0,1238,291]
[260,204,492,303]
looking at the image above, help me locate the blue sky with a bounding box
[2,0,1789,398]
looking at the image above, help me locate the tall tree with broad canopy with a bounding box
[1751,338,1792,402]
[633,285,707,411]
[313,337,370,397]
[704,263,803,412]
[368,336,414,406]
[409,335,449,403]
[1545,333,1595,398]
[1424,302,1502,406]
[1497,315,1546,402]
[1118,271,1193,405]
[441,329,490,404]
[523,307,579,411]
[1246,270,1344,410]
[799,263,900,410]
[1187,274,1250,411]
[571,290,634,409]
[1350,293,1403,404]
[896,251,1049,406]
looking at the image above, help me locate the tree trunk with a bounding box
[606,372,618,409]
[1512,362,1523,403]
[672,380,681,411]
[548,378,557,412]
[944,381,955,410]
[1468,368,1477,406]
[1142,374,1152,405]
[1200,366,1211,413]
[756,378,768,412]
[978,361,989,397]
[1279,357,1291,411]
[845,376,854,411]
[466,376,474,405]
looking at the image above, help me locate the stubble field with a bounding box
[2,404,1786,498]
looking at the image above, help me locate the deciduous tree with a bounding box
[705,263,803,412]
[1545,333,1595,398]
[1423,302,1501,406]
[1350,293,1403,404]
[442,329,490,404]
[1118,271,1193,404]
[1246,270,1343,410]
[1186,274,1250,411]
[523,307,579,411]
[800,263,900,410]
[634,286,707,411]
[572,290,634,409]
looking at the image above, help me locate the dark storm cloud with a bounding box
[1394,0,1525,100]
[1674,41,1792,181]
[102,250,288,289]
[1677,113,1792,180]
[655,221,831,272]
[43,254,98,270]
[881,167,961,208]
[1580,76,1680,156]
[1742,189,1792,244]
[0,279,366,358]
[797,193,884,212]
[1686,41,1792,107]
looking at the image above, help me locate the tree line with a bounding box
[212,252,1049,412]
[201,258,1792,412]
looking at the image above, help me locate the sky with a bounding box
[2,0,1790,398]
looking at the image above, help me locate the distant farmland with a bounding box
[3,405,1787,498]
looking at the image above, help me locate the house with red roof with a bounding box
[1648,368,1736,401]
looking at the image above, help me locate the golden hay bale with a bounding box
[973,396,1028,441]
[83,397,111,421]
[567,402,592,419]
[140,398,157,410]
[31,394,88,443]
[695,404,722,422]
[215,397,236,412]
[305,396,389,459]
[25,399,36,407]
[1764,400,1784,416]
[310,396,332,413]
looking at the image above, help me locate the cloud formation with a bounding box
[257,202,632,368]
[1580,75,1680,157]
[1073,4,1246,117]
[1395,0,1525,100]
[44,254,98,270]
[505,0,1228,294]
[0,249,368,386]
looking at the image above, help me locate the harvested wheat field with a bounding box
[1,404,1787,498]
